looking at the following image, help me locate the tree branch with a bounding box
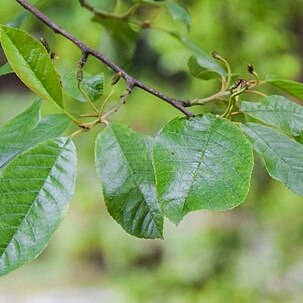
[15,0,193,117]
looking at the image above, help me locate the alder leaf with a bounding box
[169,32,227,79]
[95,123,163,239]
[0,100,71,169]
[266,76,303,100]
[188,56,224,80]
[241,95,303,136]
[62,71,104,103]
[241,123,303,196]
[153,114,253,224]
[0,137,77,276]
[160,1,191,30]
[0,25,63,107]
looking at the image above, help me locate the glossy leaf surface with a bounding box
[0,137,77,276]
[0,26,63,107]
[153,114,253,224]
[95,123,163,239]
[241,123,303,195]
[0,101,71,169]
[241,95,303,136]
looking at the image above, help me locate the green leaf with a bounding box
[153,114,253,224]
[0,63,13,77]
[266,76,303,100]
[0,137,77,276]
[188,56,223,80]
[0,101,71,169]
[0,25,63,107]
[241,123,303,196]
[6,11,29,28]
[169,33,226,79]
[6,0,41,28]
[95,123,163,239]
[241,95,303,136]
[93,17,138,63]
[63,71,104,103]
[161,1,191,31]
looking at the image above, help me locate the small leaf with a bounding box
[0,101,71,169]
[170,32,226,79]
[188,56,223,80]
[266,75,303,100]
[6,0,41,28]
[161,1,191,31]
[63,71,104,103]
[0,25,63,107]
[153,114,253,224]
[0,137,77,276]
[241,123,303,196]
[0,63,13,77]
[6,11,29,28]
[95,123,163,239]
[241,95,303,136]
[93,17,139,63]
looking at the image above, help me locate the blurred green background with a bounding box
[1,0,303,302]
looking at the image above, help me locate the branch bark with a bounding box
[15,0,193,117]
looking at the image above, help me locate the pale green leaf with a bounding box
[153,114,253,224]
[0,137,77,276]
[0,25,63,107]
[266,76,303,100]
[162,1,191,31]
[93,17,138,62]
[0,101,71,169]
[188,56,223,80]
[170,33,226,78]
[241,95,303,136]
[241,123,303,196]
[63,71,104,103]
[95,123,163,239]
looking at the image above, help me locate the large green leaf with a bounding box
[241,123,303,196]
[266,76,303,101]
[0,137,77,276]
[0,63,13,77]
[0,101,71,169]
[153,114,253,224]
[241,95,303,136]
[62,71,104,103]
[95,123,163,239]
[0,26,63,107]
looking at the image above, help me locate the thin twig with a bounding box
[102,85,134,120]
[16,0,193,117]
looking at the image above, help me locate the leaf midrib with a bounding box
[0,138,68,260]
[3,28,59,103]
[110,126,161,234]
[181,121,215,215]
[245,124,302,176]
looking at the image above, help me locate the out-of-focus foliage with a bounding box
[1,0,303,302]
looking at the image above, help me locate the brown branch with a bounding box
[15,0,193,117]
